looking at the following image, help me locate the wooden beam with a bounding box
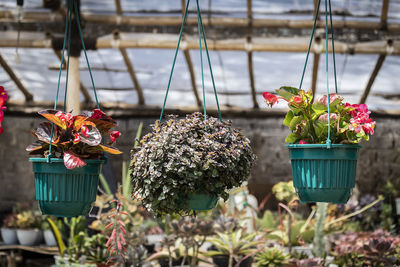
[183,50,202,108]
[2,32,400,55]
[247,0,258,109]
[359,54,386,104]
[66,57,81,114]
[119,48,145,105]
[53,49,92,103]
[7,99,400,119]
[0,53,33,102]
[311,53,320,97]
[381,0,390,28]
[2,11,400,32]
[115,0,123,15]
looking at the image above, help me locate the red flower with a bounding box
[262,92,279,107]
[109,131,121,143]
[91,109,106,119]
[299,140,307,144]
[0,124,3,135]
[292,95,303,104]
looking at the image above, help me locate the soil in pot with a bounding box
[1,228,18,245]
[16,229,43,246]
[212,255,253,267]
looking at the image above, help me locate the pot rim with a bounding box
[286,144,362,149]
[29,157,105,164]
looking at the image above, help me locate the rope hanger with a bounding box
[48,0,100,161]
[299,0,338,148]
[159,0,222,122]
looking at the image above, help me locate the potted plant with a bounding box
[130,112,256,216]
[262,87,376,203]
[15,211,43,246]
[1,213,18,245]
[26,109,122,217]
[254,247,290,267]
[207,228,261,267]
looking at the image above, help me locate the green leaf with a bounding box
[285,133,300,143]
[99,173,112,195]
[47,218,66,256]
[283,110,295,127]
[289,116,304,131]
[276,87,298,102]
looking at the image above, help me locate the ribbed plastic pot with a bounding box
[187,193,218,211]
[30,158,104,217]
[287,144,361,204]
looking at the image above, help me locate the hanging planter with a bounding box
[26,1,122,217]
[130,0,256,216]
[262,0,376,204]
[131,113,256,216]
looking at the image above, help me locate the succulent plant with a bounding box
[15,211,42,229]
[130,112,256,215]
[254,247,290,267]
[2,213,18,228]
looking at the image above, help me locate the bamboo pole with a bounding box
[0,53,33,102]
[119,48,145,105]
[381,0,390,28]
[183,50,202,108]
[311,53,320,97]
[359,54,386,104]
[247,0,258,109]
[1,32,400,55]
[114,0,122,15]
[2,11,400,31]
[53,49,91,103]
[66,57,81,114]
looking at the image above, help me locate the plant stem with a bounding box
[313,203,328,257]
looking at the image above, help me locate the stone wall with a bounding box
[0,113,399,212]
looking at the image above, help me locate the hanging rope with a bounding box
[299,0,321,89]
[48,0,100,161]
[299,0,338,148]
[159,0,222,122]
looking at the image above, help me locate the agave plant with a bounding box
[26,109,122,169]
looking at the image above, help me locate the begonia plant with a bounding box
[26,109,122,169]
[0,86,9,135]
[262,87,376,144]
[130,112,256,216]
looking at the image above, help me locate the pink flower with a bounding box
[291,95,303,104]
[0,124,3,135]
[0,110,3,122]
[262,92,279,107]
[299,140,307,144]
[362,118,376,135]
[316,93,339,106]
[349,118,362,133]
[319,113,338,122]
[109,131,121,143]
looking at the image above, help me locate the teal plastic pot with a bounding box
[187,193,218,211]
[30,158,104,217]
[287,144,361,204]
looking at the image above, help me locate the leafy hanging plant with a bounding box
[262,87,376,144]
[27,109,122,169]
[130,112,256,216]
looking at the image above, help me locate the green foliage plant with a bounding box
[254,247,290,267]
[130,112,256,216]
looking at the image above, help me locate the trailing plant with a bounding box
[0,86,8,135]
[130,112,256,216]
[26,109,122,169]
[254,247,290,267]
[262,87,376,144]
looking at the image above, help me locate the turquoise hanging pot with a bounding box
[287,144,361,203]
[288,0,361,203]
[187,193,218,211]
[30,158,104,217]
